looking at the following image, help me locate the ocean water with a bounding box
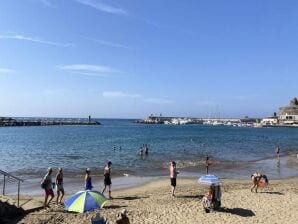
[0,119,298,183]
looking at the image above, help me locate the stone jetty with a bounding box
[0,117,100,127]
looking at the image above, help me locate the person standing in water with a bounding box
[55,168,64,204]
[139,147,144,157]
[145,144,149,155]
[169,161,179,197]
[275,146,280,159]
[41,167,54,208]
[102,161,113,199]
[84,168,93,190]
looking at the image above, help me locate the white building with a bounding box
[260,117,279,126]
[278,98,298,125]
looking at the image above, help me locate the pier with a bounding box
[0,117,100,127]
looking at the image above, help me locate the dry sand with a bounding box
[15,177,298,224]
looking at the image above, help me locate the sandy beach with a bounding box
[13,176,298,224]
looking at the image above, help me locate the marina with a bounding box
[137,98,298,128]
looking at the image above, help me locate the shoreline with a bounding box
[15,177,298,224]
[3,152,298,196]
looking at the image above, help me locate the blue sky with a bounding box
[0,0,297,118]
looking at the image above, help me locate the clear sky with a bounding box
[0,0,297,118]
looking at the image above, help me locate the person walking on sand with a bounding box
[205,155,211,174]
[84,168,93,190]
[55,168,64,205]
[102,161,113,199]
[170,161,179,197]
[41,167,54,208]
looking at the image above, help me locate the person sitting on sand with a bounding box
[41,167,54,208]
[102,161,113,199]
[202,184,221,211]
[202,186,213,212]
[251,172,269,193]
[116,209,130,224]
[207,186,213,199]
[170,161,179,196]
[55,168,64,204]
[85,168,93,190]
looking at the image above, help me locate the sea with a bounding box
[1,119,298,195]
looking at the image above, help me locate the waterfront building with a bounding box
[278,98,298,125]
[260,116,279,126]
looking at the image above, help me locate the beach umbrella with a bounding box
[198,174,220,186]
[64,190,107,213]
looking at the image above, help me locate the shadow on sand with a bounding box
[1,215,26,224]
[104,205,127,209]
[259,191,284,195]
[113,196,149,201]
[218,207,255,217]
[177,195,204,199]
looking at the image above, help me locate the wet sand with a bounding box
[17,177,298,224]
[4,151,298,197]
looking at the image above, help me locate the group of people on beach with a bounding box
[84,161,113,198]
[170,148,274,202]
[41,161,114,208]
[41,167,64,208]
[41,146,279,212]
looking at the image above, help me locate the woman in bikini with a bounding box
[55,168,64,204]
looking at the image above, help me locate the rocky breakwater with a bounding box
[0,117,101,127]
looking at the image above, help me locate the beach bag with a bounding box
[41,181,46,189]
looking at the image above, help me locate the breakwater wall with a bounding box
[0,117,100,127]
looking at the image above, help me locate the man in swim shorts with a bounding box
[102,161,113,199]
[42,167,54,208]
[170,161,179,196]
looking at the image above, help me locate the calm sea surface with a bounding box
[1,119,298,181]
